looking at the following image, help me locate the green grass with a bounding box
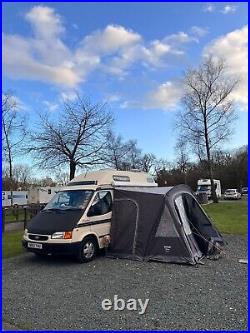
[3,210,25,222]
[203,197,248,235]
[2,230,25,258]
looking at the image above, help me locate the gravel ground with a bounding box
[2,235,248,331]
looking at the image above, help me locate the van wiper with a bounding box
[44,208,62,211]
[62,207,82,211]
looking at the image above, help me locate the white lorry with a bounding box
[28,187,61,205]
[22,169,157,262]
[2,191,28,207]
[196,179,221,198]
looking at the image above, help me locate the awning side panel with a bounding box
[108,198,138,257]
[108,189,165,260]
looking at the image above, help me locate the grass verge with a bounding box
[203,197,248,235]
[2,230,25,259]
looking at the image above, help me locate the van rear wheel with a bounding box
[77,237,98,263]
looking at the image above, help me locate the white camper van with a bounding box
[22,170,157,262]
[196,179,221,198]
[28,187,61,205]
[2,191,28,207]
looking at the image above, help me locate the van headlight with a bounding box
[51,232,64,239]
[51,231,72,239]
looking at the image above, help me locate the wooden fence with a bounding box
[2,204,45,232]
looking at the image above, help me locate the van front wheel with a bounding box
[77,237,98,263]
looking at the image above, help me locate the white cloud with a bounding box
[105,42,171,76]
[80,25,141,54]
[77,25,182,76]
[25,6,65,39]
[164,31,198,44]
[3,94,29,112]
[203,3,237,15]
[203,3,215,12]
[104,30,201,76]
[3,13,142,86]
[2,34,80,87]
[60,91,78,102]
[119,101,130,109]
[144,25,248,112]
[204,25,248,109]
[104,94,121,103]
[14,96,30,112]
[43,100,59,112]
[73,24,143,78]
[3,5,80,87]
[2,5,207,89]
[221,5,237,14]
[190,26,209,37]
[145,81,183,110]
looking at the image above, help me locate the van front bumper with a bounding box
[22,239,81,255]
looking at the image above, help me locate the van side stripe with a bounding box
[77,219,111,228]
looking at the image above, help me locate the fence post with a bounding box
[24,208,27,230]
[16,207,19,222]
[2,209,5,233]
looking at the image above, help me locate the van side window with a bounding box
[87,191,112,217]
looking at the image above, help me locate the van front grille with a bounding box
[28,234,48,241]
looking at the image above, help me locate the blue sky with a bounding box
[2,2,248,172]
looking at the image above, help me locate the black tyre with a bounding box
[77,236,98,263]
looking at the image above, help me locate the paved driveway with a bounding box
[2,235,248,330]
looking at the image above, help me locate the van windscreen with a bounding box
[44,190,93,211]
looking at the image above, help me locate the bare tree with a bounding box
[30,177,56,187]
[139,153,156,173]
[154,158,172,186]
[103,132,156,172]
[28,96,113,180]
[124,140,142,170]
[2,92,26,203]
[175,138,190,184]
[193,134,207,162]
[103,131,131,170]
[55,171,70,185]
[13,164,32,190]
[178,57,238,202]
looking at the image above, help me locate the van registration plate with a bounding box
[28,242,42,249]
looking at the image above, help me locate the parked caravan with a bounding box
[22,170,157,262]
[28,187,61,204]
[196,179,221,198]
[2,191,28,207]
